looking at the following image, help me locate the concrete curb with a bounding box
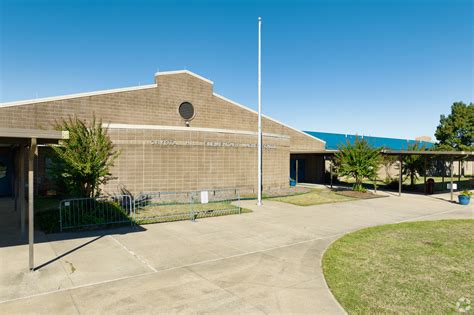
[319,235,349,315]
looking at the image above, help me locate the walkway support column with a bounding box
[28,138,37,271]
[330,159,333,189]
[399,154,402,196]
[458,160,461,184]
[442,162,445,183]
[19,145,25,236]
[295,159,299,184]
[424,156,427,194]
[450,157,454,202]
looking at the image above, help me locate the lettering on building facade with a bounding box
[150,139,277,149]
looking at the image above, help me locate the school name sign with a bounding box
[150,139,277,149]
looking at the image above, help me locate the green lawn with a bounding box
[270,189,355,206]
[322,220,474,314]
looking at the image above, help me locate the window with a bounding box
[178,102,195,121]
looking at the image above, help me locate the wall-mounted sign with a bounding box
[150,139,277,149]
[200,191,209,204]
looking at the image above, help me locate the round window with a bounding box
[178,102,195,121]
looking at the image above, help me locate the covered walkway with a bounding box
[0,128,68,271]
[292,149,473,198]
[381,149,474,200]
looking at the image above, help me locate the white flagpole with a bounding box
[257,17,262,206]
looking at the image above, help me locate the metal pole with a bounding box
[330,160,333,189]
[458,160,461,184]
[257,17,263,206]
[442,161,445,183]
[14,149,19,213]
[450,158,454,201]
[424,156,427,194]
[28,138,37,271]
[295,159,299,184]
[450,157,454,202]
[19,145,25,236]
[399,154,402,196]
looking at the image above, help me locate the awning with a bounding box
[0,128,69,271]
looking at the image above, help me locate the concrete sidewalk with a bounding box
[0,193,472,314]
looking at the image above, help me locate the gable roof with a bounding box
[0,69,325,145]
[0,84,157,108]
[213,93,325,144]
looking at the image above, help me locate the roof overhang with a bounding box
[290,150,338,155]
[381,149,474,160]
[0,128,69,145]
[290,149,474,161]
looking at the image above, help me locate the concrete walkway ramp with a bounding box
[0,194,472,313]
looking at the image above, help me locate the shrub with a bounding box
[334,138,382,192]
[35,210,60,233]
[51,115,120,198]
[460,190,472,197]
[402,143,427,188]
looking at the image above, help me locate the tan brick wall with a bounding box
[104,128,289,195]
[0,71,323,194]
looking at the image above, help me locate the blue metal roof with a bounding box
[305,131,434,150]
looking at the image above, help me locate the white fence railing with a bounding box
[133,189,241,224]
[58,189,241,231]
[59,195,134,231]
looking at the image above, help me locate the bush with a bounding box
[334,138,382,192]
[51,115,120,198]
[36,210,60,233]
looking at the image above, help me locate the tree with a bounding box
[435,102,474,151]
[51,116,120,198]
[402,143,426,189]
[381,154,397,184]
[334,138,381,192]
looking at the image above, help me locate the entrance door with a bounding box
[290,159,305,182]
[0,156,12,196]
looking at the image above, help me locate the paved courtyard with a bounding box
[0,192,472,314]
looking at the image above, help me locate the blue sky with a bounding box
[1,0,472,139]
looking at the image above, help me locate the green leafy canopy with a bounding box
[50,116,120,198]
[334,138,382,192]
[402,143,426,188]
[435,102,474,151]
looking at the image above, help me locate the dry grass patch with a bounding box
[322,220,474,314]
[270,189,355,206]
[335,190,385,199]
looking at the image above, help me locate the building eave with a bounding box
[213,93,326,145]
[154,70,214,85]
[0,84,157,108]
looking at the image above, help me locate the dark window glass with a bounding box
[179,102,194,120]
